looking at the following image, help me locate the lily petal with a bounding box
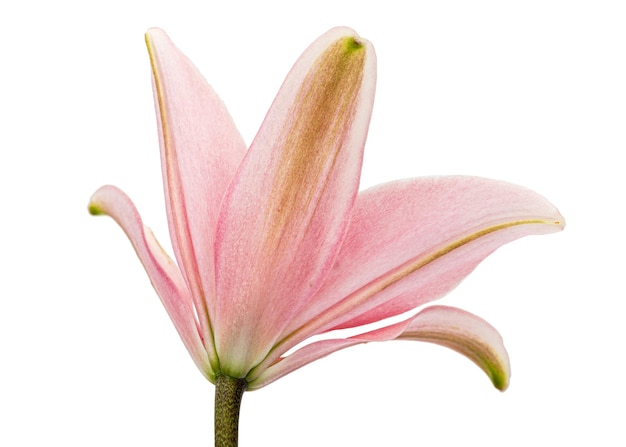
[213,27,377,377]
[88,186,212,379]
[256,176,562,372]
[146,28,247,363]
[394,305,511,390]
[249,305,509,391]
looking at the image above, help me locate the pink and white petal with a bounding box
[263,176,562,368]
[213,28,377,377]
[248,305,509,391]
[145,29,247,350]
[89,185,212,380]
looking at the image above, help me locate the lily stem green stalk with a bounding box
[215,374,247,447]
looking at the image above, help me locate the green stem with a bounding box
[215,374,247,447]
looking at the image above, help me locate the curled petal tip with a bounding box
[88,187,113,216]
[397,306,511,391]
[88,203,103,216]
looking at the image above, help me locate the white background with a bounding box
[1,1,624,445]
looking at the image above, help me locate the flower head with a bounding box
[89,28,563,391]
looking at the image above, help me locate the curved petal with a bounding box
[249,305,509,391]
[213,28,377,377]
[145,28,247,362]
[394,305,510,391]
[88,185,212,380]
[254,176,562,374]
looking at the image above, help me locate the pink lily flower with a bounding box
[89,27,563,394]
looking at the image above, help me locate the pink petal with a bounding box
[88,186,212,379]
[249,305,509,391]
[145,28,247,359]
[257,176,563,371]
[213,27,377,377]
[394,305,511,391]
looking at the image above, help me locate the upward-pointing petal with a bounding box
[145,29,247,366]
[213,28,377,377]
